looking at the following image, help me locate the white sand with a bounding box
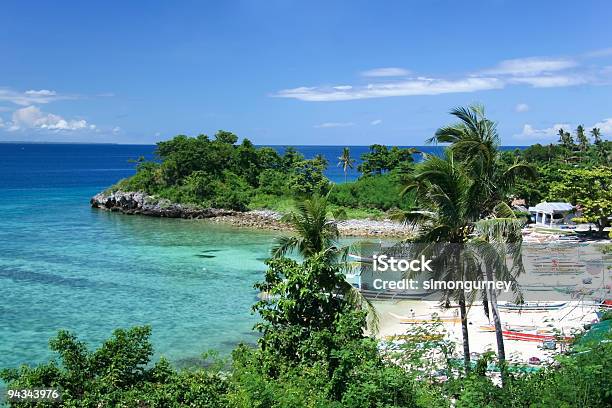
[373,300,601,364]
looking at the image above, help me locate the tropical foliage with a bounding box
[113,133,331,211]
[3,265,610,407]
[548,167,612,234]
[4,106,611,406]
[395,106,527,376]
[337,147,355,183]
[358,144,418,176]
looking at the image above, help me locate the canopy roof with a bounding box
[528,202,574,213]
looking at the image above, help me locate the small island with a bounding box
[90,131,420,236]
[91,124,612,239]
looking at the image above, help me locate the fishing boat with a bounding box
[357,289,432,300]
[389,312,461,324]
[497,301,567,311]
[503,330,572,343]
[520,282,578,292]
[505,324,538,331]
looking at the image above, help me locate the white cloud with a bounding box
[361,67,411,77]
[515,123,570,141]
[514,118,612,142]
[112,126,121,134]
[515,103,529,113]
[481,57,577,76]
[583,48,612,58]
[370,119,382,125]
[25,89,56,97]
[273,51,608,102]
[591,118,612,135]
[314,122,355,128]
[276,77,503,101]
[9,105,93,131]
[509,75,586,88]
[0,88,73,106]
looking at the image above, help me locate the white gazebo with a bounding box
[528,202,574,227]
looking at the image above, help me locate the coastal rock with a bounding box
[90,191,235,219]
[91,191,411,237]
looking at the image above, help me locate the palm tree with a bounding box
[271,194,379,329]
[393,151,480,373]
[415,104,531,381]
[576,125,589,152]
[337,147,356,183]
[557,128,574,151]
[271,194,339,259]
[472,210,525,386]
[591,128,602,145]
[430,104,535,215]
[394,151,524,382]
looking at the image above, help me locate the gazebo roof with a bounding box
[529,202,574,213]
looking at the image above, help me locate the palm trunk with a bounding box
[597,218,606,236]
[486,267,507,386]
[489,289,507,386]
[483,268,507,386]
[455,249,471,373]
[458,291,471,373]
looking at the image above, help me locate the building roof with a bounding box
[529,202,574,213]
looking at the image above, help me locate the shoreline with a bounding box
[372,299,601,366]
[90,190,411,237]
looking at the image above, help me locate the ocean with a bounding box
[0,143,518,371]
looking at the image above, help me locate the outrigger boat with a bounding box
[357,289,432,300]
[503,330,572,343]
[389,312,461,324]
[497,301,567,312]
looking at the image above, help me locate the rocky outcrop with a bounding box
[90,191,236,219]
[209,210,289,231]
[91,191,410,237]
[336,219,409,237]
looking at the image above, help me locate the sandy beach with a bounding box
[372,299,602,365]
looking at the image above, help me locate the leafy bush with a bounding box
[328,173,409,211]
[0,326,229,407]
[256,169,288,196]
[3,258,612,407]
[110,133,332,211]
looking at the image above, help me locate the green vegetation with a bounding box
[357,144,418,176]
[337,147,355,183]
[4,106,611,406]
[111,133,417,219]
[327,172,410,212]
[113,133,331,211]
[3,251,610,407]
[109,116,611,227]
[270,194,340,259]
[394,105,528,383]
[504,125,612,234]
[548,167,612,234]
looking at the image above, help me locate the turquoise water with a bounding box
[0,143,523,371]
[0,144,288,371]
[0,186,278,369]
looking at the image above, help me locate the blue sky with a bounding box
[1,0,611,145]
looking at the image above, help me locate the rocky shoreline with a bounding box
[90,191,410,237]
